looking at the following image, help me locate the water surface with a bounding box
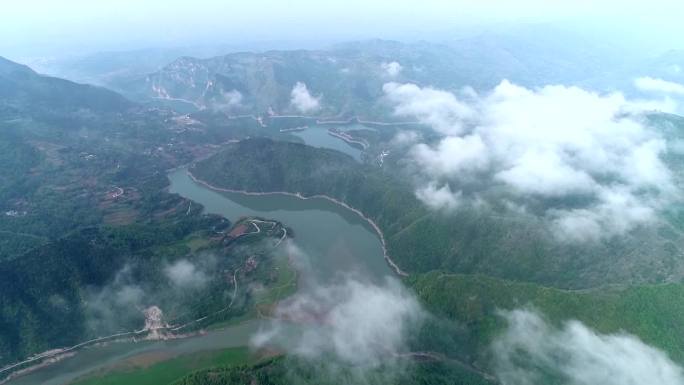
[290,126,363,161]
[9,167,389,384]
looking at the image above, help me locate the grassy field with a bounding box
[69,347,254,385]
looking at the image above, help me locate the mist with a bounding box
[249,241,425,382]
[493,309,684,385]
[4,0,684,59]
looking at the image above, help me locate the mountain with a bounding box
[0,56,133,116]
[115,28,641,115]
[118,46,406,115]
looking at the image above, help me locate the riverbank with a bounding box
[186,169,408,277]
[327,128,369,150]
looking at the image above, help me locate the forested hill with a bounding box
[192,138,684,289]
[0,56,133,116]
[185,137,684,385]
[192,138,361,192]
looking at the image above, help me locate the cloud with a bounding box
[415,182,462,211]
[384,80,679,241]
[85,265,147,334]
[381,61,403,77]
[411,135,489,176]
[493,309,684,385]
[635,77,684,95]
[164,259,208,289]
[221,89,243,106]
[251,276,424,368]
[391,130,421,146]
[290,81,321,113]
[383,82,475,135]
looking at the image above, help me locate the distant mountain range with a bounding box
[18,25,678,117]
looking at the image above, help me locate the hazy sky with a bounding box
[2,0,683,57]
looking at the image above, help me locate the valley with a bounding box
[3,18,684,384]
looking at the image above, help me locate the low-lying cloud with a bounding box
[164,258,209,289]
[384,80,680,241]
[222,89,243,105]
[493,309,684,385]
[251,275,424,368]
[382,61,403,77]
[86,255,218,334]
[291,81,321,113]
[635,76,684,95]
[415,182,462,211]
[85,264,147,334]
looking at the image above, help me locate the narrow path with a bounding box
[227,268,241,309]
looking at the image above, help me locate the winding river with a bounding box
[8,167,390,385]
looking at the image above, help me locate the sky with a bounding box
[2,0,684,57]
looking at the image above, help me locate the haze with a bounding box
[3,0,684,58]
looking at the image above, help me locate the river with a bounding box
[8,167,390,384]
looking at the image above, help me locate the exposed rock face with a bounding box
[143,306,168,340]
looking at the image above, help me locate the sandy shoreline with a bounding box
[186,169,408,277]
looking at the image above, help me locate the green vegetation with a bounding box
[0,57,302,372]
[5,51,684,385]
[252,253,298,315]
[173,356,493,385]
[192,137,684,289]
[71,347,254,385]
[409,271,684,363]
[0,213,294,367]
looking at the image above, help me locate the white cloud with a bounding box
[411,134,489,176]
[384,80,679,241]
[222,89,243,106]
[416,182,462,211]
[251,276,424,367]
[550,187,659,242]
[290,81,321,113]
[164,259,208,289]
[391,130,421,146]
[381,61,403,77]
[493,309,684,385]
[635,76,684,95]
[211,89,243,111]
[383,82,475,135]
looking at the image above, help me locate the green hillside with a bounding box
[409,271,684,364]
[192,137,684,289]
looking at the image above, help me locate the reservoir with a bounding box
[8,166,390,384]
[289,126,364,161]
